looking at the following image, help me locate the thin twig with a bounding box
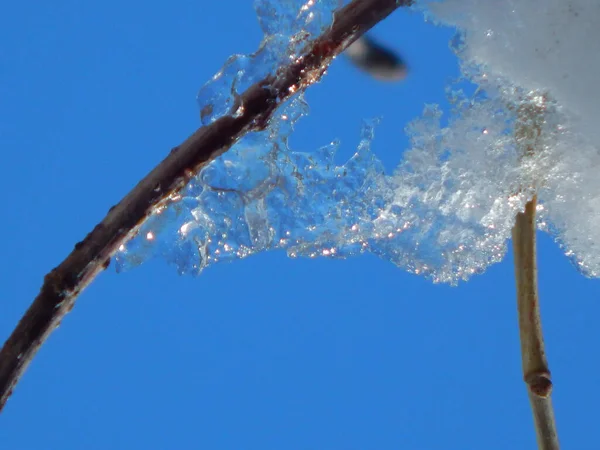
[512,94,559,449]
[0,0,411,411]
[512,198,559,450]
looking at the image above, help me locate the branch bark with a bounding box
[0,0,411,411]
[512,198,559,450]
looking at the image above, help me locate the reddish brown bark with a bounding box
[0,0,411,411]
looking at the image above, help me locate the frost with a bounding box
[423,0,600,147]
[535,120,600,277]
[116,90,525,284]
[116,0,600,282]
[419,0,600,276]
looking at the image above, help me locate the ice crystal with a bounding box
[116,0,600,282]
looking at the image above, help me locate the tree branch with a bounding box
[512,198,559,450]
[0,0,411,411]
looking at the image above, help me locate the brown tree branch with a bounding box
[0,0,411,411]
[512,198,559,450]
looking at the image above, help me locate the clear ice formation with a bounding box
[115,0,600,283]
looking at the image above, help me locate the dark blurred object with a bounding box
[345,35,407,81]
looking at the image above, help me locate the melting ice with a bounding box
[115,0,600,283]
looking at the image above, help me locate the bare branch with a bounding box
[512,198,559,450]
[0,0,412,411]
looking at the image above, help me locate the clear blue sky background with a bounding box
[1,1,599,449]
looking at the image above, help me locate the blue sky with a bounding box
[1,1,599,449]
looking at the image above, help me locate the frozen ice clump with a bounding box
[117,0,600,283]
[116,95,394,276]
[254,0,340,38]
[420,0,600,277]
[116,86,532,284]
[197,0,339,125]
[373,97,525,282]
[423,0,600,147]
[534,115,600,278]
[117,97,391,273]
